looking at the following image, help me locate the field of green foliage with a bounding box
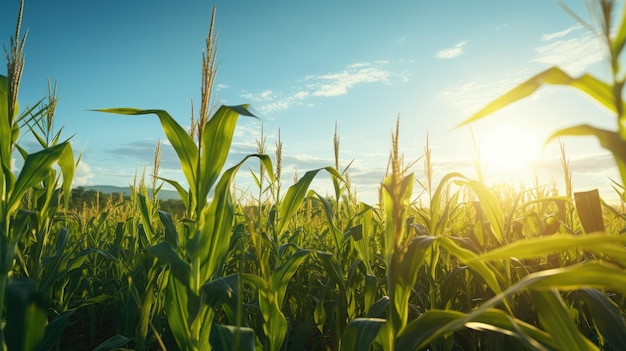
[3,1,626,350]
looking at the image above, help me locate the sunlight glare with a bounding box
[479,126,543,181]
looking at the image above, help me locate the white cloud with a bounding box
[435,40,468,59]
[311,67,390,97]
[242,62,396,115]
[242,89,275,102]
[533,25,606,74]
[216,83,230,91]
[347,62,370,68]
[541,24,582,41]
[293,91,309,99]
[73,161,95,186]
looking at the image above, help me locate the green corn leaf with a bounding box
[455,177,506,244]
[578,288,626,350]
[277,167,342,235]
[396,308,557,351]
[477,233,626,262]
[137,193,156,239]
[144,242,190,286]
[92,335,131,351]
[341,318,386,351]
[197,154,271,288]
[158,210,179,249]
[159,177,190,210]
[5,278,47,351]
[314,298,326,333]
[166,275,194,351]
[97,108,199,206]
[201,273,239,308]
[209,324,256,351]
[531,289,597,351]
[36,310,74,351]
[367,296,390,318]
[198,104,256,209]
[457,67,618,128]
[408,261,624,349]
[38,227,69,294]
[428,172,464,236]
[315,250,347,294]
[611,4,626,62]
[270,249,310,306]
[438,236,504,301]
[310,190,342,251]
[0,75,13,178]
[8,141,72,216]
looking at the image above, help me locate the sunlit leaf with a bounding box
[457,67,618,128]
[277,166,342,235]
[97,108,199,206]
[198,104,256,209]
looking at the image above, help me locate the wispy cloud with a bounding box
[541,24,582,41]
[533,24,605,74]
[310,66,390,97]
[241,61,402,115]
[435,40,468,59]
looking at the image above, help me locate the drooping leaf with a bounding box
[578,288,626,350]
[341,318,386,351]
[531,289,597,351]
[96,108,199,207]
[209,324,256,351]
[277,167,342,235]
[457,67,618,128]
[36,310,74,351]
[144,242,190,286]
[92,335,131,351]
[547,124,626,191]
[477,233,626,262]
[201,273,239,308]
[8,142,72,215]
[396,309,558,351]
[198,104,256,209]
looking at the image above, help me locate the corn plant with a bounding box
[1,2,77,350]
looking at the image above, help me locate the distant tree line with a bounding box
[68,186,186,217]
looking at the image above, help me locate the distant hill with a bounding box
[80,185,181,201]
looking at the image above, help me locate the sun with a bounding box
[477,126,543,181]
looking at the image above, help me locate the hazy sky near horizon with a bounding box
[1,0,622,203]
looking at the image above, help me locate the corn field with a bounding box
[3,1,626,350]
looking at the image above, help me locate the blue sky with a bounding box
[1,0,621,204]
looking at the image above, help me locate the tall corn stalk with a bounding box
[99,7,273,350]
[1,1,75,350]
